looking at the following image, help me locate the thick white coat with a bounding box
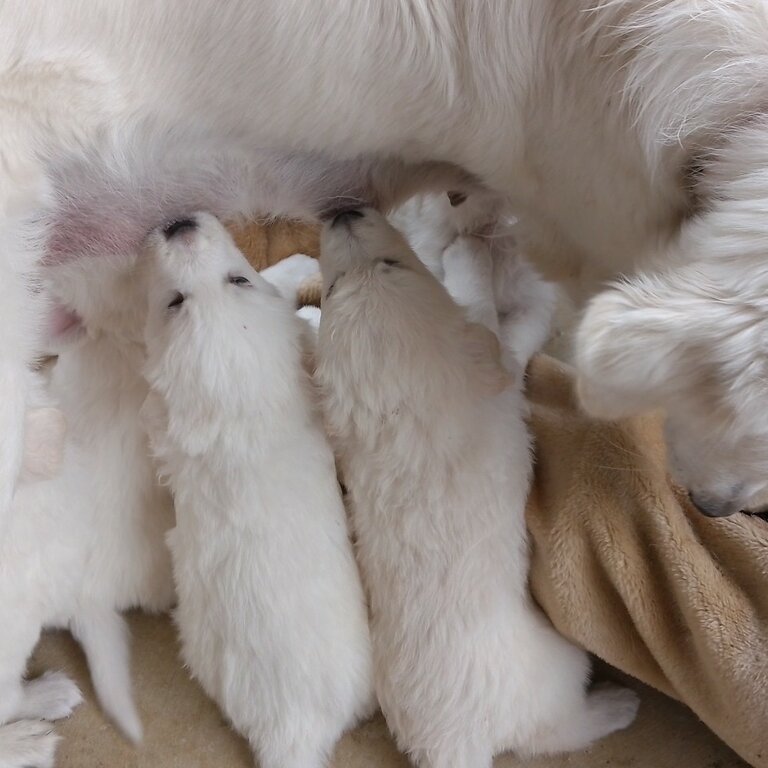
[142,214,374,768]
[315,209,638,768]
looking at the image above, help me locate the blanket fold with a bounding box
[526,355,768,768]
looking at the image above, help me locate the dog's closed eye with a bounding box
[377,258,404,269]
[229,275,251,287]
[168,291,185,309]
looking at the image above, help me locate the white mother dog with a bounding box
[4,0,768,524]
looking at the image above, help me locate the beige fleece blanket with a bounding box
[525,355,768,768]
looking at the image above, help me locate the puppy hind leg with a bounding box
[71,607,142,743]
[520,683,639,757]
[0,614,45,725]
[409,741,493,768]
[253,723,338,768]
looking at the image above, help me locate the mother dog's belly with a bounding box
[1,0,691,279]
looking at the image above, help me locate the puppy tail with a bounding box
[71,608,143,744]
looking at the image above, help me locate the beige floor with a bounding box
[32,612,748,768]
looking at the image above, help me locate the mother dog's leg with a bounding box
[576,120,768,516]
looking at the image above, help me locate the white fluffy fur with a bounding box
[389,193,558,370]
[315,209,639,768]
[0,252,175,746]
[141,214,374,768]
[0,380,79,768]
[0,718,60,768]
[3,0,768,528]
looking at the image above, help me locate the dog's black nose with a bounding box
[330,209,365,228]
[163,218,198,239]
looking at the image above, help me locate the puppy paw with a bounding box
[297,273,323,308]
[587,683,640,734]
[20,672,83,722]
[297,305,321,330]
[261,254,320,304]
[0,719,60,768]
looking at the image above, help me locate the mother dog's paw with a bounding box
[575,283,670,420]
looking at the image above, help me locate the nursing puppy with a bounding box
[0,254,176,748]
[141,214,374,768]
[315,209,638,768]
[0,381,79,768]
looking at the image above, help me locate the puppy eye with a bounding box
[167,291,185,309]
[376,258,403,269]
[229,275,251,287]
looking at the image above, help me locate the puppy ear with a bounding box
[20,407,66,483]
[464,322,514,396]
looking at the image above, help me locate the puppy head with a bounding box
[576,270,768,517]
[317,208,510,424]
[142,212,290,452]
[319,207,433,295]
[43,250,148,347]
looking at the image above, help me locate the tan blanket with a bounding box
[526,355,768,768]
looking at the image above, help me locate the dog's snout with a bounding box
[163,218,198,239]
[688,491,738,518]
[330,209,365,229]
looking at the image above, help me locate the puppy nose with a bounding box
[163,218,198,239]
[330,209,365,229]
[688,491,737,518]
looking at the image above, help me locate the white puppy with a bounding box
[315,209,638,768]
[0,380,79,768]
[0,253,176,748]
[141,213,375,768]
